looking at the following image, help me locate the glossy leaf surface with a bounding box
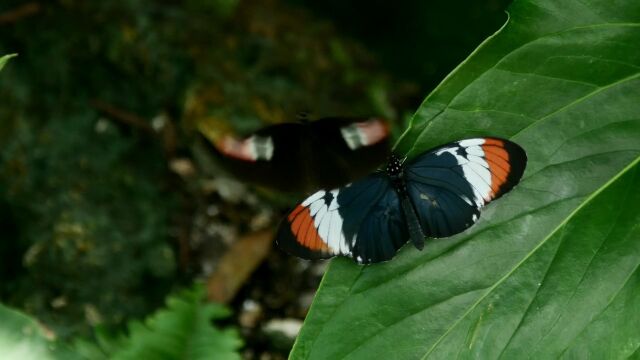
[291,0,640,358]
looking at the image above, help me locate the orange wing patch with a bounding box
[215,135,256,162]
[357,118,389,146]
[482,139,511,198]
[287,205,331,251]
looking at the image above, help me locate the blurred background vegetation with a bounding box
[0,0,509,358]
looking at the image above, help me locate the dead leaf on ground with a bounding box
[207,228,275,303]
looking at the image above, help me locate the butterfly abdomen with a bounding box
[400,196,425,250]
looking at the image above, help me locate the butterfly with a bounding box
[200,117,390,193]
[276,137,527,264]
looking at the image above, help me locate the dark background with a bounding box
[0,0,508,357]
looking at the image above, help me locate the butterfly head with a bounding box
[296,111,311,124]
[385,154,404,178]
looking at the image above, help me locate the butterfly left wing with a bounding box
[276,174,408,264]
[405,137,527,238]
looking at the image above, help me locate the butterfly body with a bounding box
[385,154,426,251]
[277,137,527,264]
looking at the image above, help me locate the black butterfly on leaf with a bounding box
[200,116,390,193]
[276,137,527,264]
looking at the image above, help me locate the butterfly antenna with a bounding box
[296,110,311,123]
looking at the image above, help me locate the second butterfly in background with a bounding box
[199,116,390,194]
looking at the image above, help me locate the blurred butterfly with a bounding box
[200,116,390,193]
[277,137,527,264]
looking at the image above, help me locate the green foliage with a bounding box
[1,112,176,335]
[74,286,242,360]
[291,0,640,358]
[0,53,16,71]
[0,1,195,335]
[0,286,241,360]
[0,304,75,360]
[0,0,404,338]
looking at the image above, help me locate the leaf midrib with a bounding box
[558,256,640,357]
[494,226,567,359]
[526,190,629,357]
[511,72,640,141]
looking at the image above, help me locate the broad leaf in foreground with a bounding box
[291,0,640,358]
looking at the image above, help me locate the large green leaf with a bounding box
[291,0,640,358]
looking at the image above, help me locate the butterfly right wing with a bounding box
[405,137,527,238]
[276,174,408,264]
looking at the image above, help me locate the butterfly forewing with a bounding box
[406,137,526,238]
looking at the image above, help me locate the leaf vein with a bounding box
[404,23,640,155]
[529,195,626,357]
[340,286,490,359]
[557,168,640,357]
[351,195,583,296]
[511,72,640,140]
[494,67,601,88]
[495,226,567,359]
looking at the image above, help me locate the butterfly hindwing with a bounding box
[346,188,408,263]
[405,137,527,238]
[276,174,406,264]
